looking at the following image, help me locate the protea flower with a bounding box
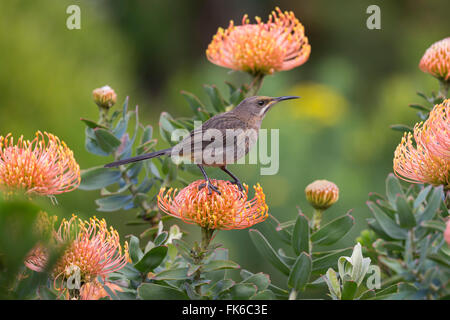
[419,37,450,82]
[393,99,450,188]
[305,180,339,210]
[206,7,310,76]
[0,131,81,196]
[79,281,122,300]
[25,215,129,293]
[157,180,268,230]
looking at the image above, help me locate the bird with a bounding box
[104,95,299,195]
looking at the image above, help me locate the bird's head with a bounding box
[233,95,300,120]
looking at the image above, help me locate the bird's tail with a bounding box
[104,148,171,168]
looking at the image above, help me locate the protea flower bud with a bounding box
[305,180,339,210]
[92,85,117,109]
[419,37,450,82]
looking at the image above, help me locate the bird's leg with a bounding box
[197,165,221,195]
[220,166,244,192]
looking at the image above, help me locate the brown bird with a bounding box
[105,96,299,194]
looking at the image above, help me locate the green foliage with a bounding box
[249,201,356,299]
[104,225,274,300]
[363,174,449,299]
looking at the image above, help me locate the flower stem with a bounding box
[311,209,323,231]
[247,73,265,97]
[288,289,298,300]
[438,80,449,99]
[98,107,110,127]
[193,227,215,295]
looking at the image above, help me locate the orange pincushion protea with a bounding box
[394,99,450,188]
[206,7,310,75]
[157,180,268,230]
[25,215,129,289]
[0,131,80,196]
[419,37,450,81]
[79,281,123,300]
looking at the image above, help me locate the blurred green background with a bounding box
[0,0,448,290]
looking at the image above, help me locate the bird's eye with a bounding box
[258,100,265,106]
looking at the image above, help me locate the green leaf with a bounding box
[242,272,270,291]
[270,214,292,245]
[367,218,395,240]
[134,246,168,273]
[229,89,245,106]
[159,112,177,142]
[138,283,188,300]
[202,260,240,273]
[94,128,122,153]
[129,235,143,264]
[418,186,443,222]
[312,248,352,273]
[341,281,358,300]
[209,279,235,297]
[379,256,404,274]
[395,195,416,228]
[311,212,354,245]
[181,90,206,115]
[390,124,413,133]
[95,195,133,212]
[249,229,290,276]
[79,167,121,190]
[292,212,310,255]
[386,173,404,208]
[427,253,450,268]
[420,220,446,232]
[288,253,312,291]
[250,290,275,300]
[229,283,257,300]
[414,185,432,209]
[152,267,190,280]
[154,232,168,246]
[409,104,431,112]
[204,84,227,113]
[80,118,108,129]
[367,201,407,240]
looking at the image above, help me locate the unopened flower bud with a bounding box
[92,85,117,109]
[305,179,339,210]
[419,37,450,82]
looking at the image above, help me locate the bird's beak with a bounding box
[274,96,301,102]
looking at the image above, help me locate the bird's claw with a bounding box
[231,180,244,192]
[198,181,221,195]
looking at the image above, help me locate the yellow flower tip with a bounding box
[305,179,339,210]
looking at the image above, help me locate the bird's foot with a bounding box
[198,181,221,195]
[231,180,244,192]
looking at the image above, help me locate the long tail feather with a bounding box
[104,148,171,168]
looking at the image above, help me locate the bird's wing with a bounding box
[170,113,258,165]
